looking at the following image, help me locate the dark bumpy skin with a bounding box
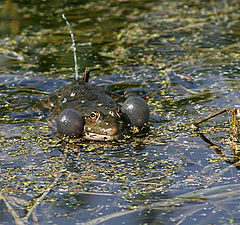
[40,80,126,141]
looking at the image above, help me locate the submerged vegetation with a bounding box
[0,0,240,224]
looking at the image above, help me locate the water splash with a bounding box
[62,13,79,80]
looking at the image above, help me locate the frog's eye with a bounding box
[89,111,100,122]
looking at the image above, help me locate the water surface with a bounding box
[1,0,240,224]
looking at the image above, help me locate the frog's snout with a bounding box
[101,119,122,136]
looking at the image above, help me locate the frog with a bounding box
[36,14,150,141]
[39,71,150,141]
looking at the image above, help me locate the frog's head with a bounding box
[55,96,149,141]
[55,107,126,141]
[83,107,125,140]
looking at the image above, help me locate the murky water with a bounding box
[1,0,240,224]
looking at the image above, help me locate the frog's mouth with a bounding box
[83,131,121,141]
[83,117,125,141]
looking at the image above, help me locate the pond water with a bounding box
[1,0,240,224]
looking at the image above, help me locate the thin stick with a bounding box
[199,133,232,164]
[192,108,229,126]
[62,13,79,80]
[23,155,66,223]
[199,133,216,146]
[230,108,239,142]
[23,172,63,223]
[83,67,90,82]
[84,207,142,225]
[0,193,25,225]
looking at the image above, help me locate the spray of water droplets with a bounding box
[62,13,79,80]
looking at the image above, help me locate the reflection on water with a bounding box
[0,0,20,35]
[0,0,240,224]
